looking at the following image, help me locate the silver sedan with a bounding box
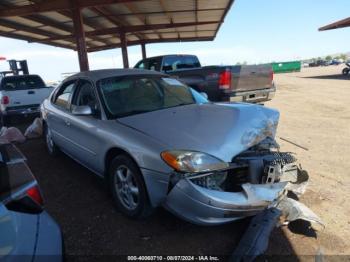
[40,69,317,226]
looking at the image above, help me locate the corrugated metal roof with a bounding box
[0,0,234,52]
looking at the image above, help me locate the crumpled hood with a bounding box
[118,103,279,162]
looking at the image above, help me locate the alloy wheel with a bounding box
[114,165,140,211]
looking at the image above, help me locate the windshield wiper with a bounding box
[116,103,195,118]
[165,102,195,109]
[116,110,151,118]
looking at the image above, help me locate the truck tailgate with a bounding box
[234,64,273,92]
[2,88,53,108]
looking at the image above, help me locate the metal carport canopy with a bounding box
[0,0,234,71]
[319,17,350,31]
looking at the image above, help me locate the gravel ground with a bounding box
[266,65,350,257]
[18,138,283,259]
[13,65,349,260]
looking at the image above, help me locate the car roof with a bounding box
[141,54,197,60]
[66,69,166,82]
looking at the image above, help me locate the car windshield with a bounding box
[98,76,208,118]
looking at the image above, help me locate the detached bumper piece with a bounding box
[164,144,324,228]
[231,208,281,262]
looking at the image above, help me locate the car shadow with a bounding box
[15,128,302,261]
[300,74,350,80]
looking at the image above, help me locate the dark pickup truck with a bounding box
[134,55,275,103]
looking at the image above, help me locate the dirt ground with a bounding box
[12,65,350,260]
[266,65,350,257]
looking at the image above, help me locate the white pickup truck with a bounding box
[0,74,53,125]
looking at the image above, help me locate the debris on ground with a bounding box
[0,126,26,143]
[231,208,282,262]
[277,197,325,231]
[24,117,43,139]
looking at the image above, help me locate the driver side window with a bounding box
[72,80,100,118]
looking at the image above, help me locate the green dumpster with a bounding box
[272,61,301,73]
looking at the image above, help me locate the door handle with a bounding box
[65,120,71,126]
[28,90,35,94]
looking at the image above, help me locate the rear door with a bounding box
[0,75,53,108]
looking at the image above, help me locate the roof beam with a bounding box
[319,17,350,31]
[86,8,226,19]
[0,31,74,50]
[34,21,218,42]
[0,18,102,47]
[122,2,159,39]
[0,18,68,39]
[0,2,72,34]
[0,0,146,18]
[88,36,213,52]
[159,0,179,38]
[23,0,106,47]
[56,10,110,46]
[25,14,72,33]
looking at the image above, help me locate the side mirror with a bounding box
[72,105,92,116]
[200,92,208,100]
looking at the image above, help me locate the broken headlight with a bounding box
[161,150,229,173]
[189,172,228,191]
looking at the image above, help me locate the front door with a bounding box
[64,79,103,174]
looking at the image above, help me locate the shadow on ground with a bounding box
[13,118,302,260]
[301,74,350,80]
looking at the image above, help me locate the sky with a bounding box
[0,0,350,82]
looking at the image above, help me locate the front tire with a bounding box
[108,155,153,219]
[342,68,349,75]
[44,124,59,156]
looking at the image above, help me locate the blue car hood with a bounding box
[118,103,280,162]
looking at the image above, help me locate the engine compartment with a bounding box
[188,138,308,194]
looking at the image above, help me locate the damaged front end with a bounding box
[163,138,323,228]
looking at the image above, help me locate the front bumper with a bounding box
[164,178,287,226]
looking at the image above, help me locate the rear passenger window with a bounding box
[53,82,75,109]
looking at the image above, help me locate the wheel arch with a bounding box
[104,146,157,209]
[104,147,141,176]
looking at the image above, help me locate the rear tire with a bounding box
[342,68,349,75]
[108,154,153,219]
[44,124,59,156]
